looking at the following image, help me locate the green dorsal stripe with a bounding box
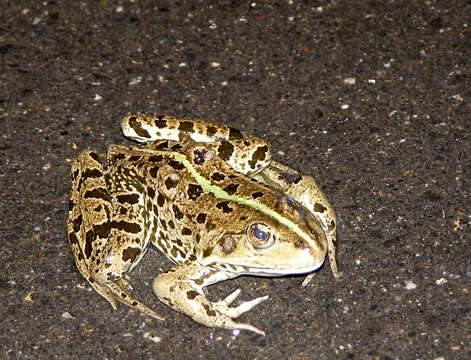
[164,151,319,250]
[117,146,320,250]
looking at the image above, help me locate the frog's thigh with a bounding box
[71,152,163,320]
[153,264,267,335]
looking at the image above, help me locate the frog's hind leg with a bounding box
[120,114,273,176]
[68,150,164,321]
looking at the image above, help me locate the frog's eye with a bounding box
[246,223,274,249]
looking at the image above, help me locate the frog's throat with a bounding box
[128,147,324,254]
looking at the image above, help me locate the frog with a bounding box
[67,114,338,335]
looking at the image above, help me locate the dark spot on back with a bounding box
[157,192,166,206]
[248,145,269,169]
[217,140,234,161]
[314,203,327,213]
[206,125,217,137]
[223,183,239,195]
[122,247,141,262]
[165,176,179,189]
[156,141,169,150]
[160,218,168,230]
[196,213,206,224]
[72,214,82,232]
[68,231,79,246]
[147,186,155,199]
[178,121,195,133]
[181,227,192,236]
[188,183,203,200]
[128,116,151,138]
[202,247,213,257]
[193,148,207,165]
[85,230,94,258]
[111,220,141,234]
[216,201,233,214]
[82,168,102,179]
[251,191,263,199]
[186,290,199,300]
[211,172,225,182]
[169,160,185,170]
[172,205,184,220]
[148,155,163,162]
[128,155,141,162]
[154,118,167,128]
[117,193,140,204]
[94,222,112,238]
[84,187,111,201]
[228,127,243,140]
[149,166,160,178]
[171,143,182,152]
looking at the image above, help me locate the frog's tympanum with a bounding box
[67,115,338,335]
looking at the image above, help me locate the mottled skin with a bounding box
[67,115,338,335]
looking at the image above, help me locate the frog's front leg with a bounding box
[152,263,268,335]
[254,161,339,284]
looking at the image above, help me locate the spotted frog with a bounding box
[67,115,338,335]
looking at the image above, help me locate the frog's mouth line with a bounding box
[245,262,325,277]
[212,260,326,277]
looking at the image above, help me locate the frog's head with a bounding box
[202,195,328,276]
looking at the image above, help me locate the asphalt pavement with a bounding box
[1,1,469,359]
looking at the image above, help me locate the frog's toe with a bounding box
[217,288,242,306]
[213,290,269,319]
[106,281,166,321]
[230,321,266,336]
[116,277,134,292]
[301,273,315,287]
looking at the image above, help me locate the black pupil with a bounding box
[252,225,268,240]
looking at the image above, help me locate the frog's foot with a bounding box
[212,289,269,335]
[153,264,267,335]
[89,278,165,321]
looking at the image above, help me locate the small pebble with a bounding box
[343,77,356,85]
[143,332,162,344]
[62,312,74,319]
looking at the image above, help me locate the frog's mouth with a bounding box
[209,258,326,277]
[242,260,326,277]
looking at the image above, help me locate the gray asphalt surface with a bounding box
[1,1,470,359]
